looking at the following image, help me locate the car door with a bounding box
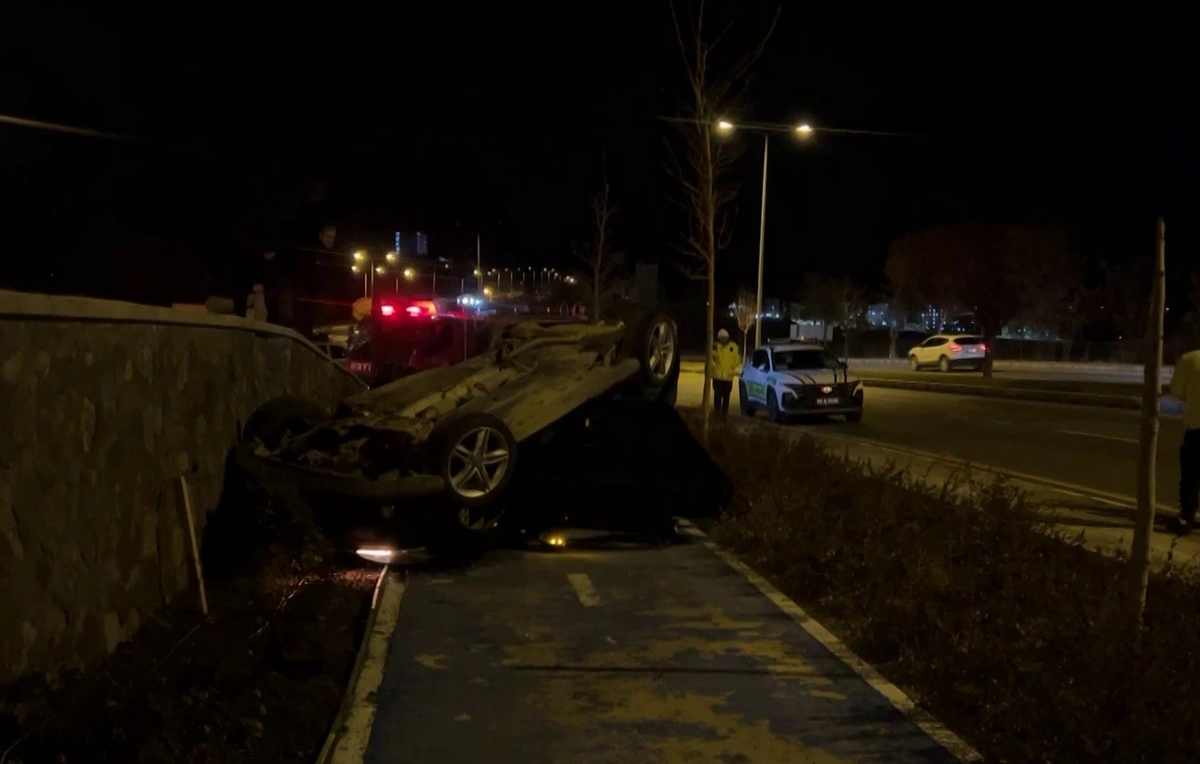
[915,336,944,365]
[743,348,770,403]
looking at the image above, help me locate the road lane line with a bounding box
[675,518,982,763]
[1057,429,1139,444]
[567,573,601,607]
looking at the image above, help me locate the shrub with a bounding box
[694,416,1200,763]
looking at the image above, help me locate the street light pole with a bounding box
[754,133,769,349]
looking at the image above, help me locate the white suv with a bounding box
[740,342,863,423]
[908,334,987,372]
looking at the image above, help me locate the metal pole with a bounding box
[476,234,482,292]
[754,133,769,349]
[432,268,437,296]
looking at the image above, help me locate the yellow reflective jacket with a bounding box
[710,340,741,382]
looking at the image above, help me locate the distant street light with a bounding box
[385,251,397,263]
[717,119,734,133]
[483,286,494,297]
[353,251,365,262]
[795,123,813,135]
[351,263,361,274]
[375,265,386,275]
[403,267,415,280]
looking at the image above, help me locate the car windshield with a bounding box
[773,349,839,370]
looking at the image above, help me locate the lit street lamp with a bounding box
[715,118,813,349]
[403,267,415,280]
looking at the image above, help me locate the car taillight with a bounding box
[980,344,987,352]
[948,343,961,352]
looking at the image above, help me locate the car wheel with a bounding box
[738,381,753,417]
[939,356,951,373]
[844,410,863,423]
[428,412,517,511]
[766,387,784,424]
[622,312,680,389]
[909,355,920,371]
[241,396,327,448]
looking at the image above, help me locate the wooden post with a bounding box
[1128,217,1166,622]
[178,476,209,616]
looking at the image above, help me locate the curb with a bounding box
[675,518,982,762]
[316,567,405,764]
[859,377,1185,414]
[677,363,1184,413]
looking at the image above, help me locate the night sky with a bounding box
[1,2,1195,307]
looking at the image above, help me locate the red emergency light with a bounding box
[379,303,396,317]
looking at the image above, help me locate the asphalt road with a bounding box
[365,538,960,763]
[678,372,1186,509]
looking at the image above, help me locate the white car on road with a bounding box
[908,334,987,372]
[739,342,863,423]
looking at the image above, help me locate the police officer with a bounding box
[710,328,740,416]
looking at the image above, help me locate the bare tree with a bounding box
[733,286,757,363]
[1103,262,1151,362]
[1129,217,1166,625]
[800,273,865,359]
[1023,252,1096,361]
[574,155,623,324]
[666,0,778,430]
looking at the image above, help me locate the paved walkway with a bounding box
[364,535,964,763]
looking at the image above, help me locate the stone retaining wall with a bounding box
[0,291,364,682]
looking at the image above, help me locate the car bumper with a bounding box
[234,444,445,503]
[947,357,984,367]
[779,389,864,416]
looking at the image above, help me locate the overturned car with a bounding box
[235,312,685,553]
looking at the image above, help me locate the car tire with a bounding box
[622,312,680,389]
[939,356,951,373]
[428,412,517,511]
[241,396,328,449]
[766,386,784,424]
[738,381,753,417]
[909,355,920,371]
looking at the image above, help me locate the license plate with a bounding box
[816,397,840,406]
[349,360,372,374]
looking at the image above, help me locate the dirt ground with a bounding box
[0,562,376,764]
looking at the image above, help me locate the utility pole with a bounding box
[1128,216,1166,624]
[754,133,769,349]
[476,234,482,292]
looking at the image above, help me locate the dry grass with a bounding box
[693,416,1200,763]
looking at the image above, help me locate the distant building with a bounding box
[394,231,430,259]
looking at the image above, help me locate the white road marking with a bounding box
[676,519,982,763]
[1057,428,1139,445]
[567,573,601,607]
[322,568,405,764]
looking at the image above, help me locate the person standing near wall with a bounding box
[245,284,267,322]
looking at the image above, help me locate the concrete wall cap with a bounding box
[0,289,366,390]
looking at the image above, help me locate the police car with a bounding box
[739,341,863,423]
